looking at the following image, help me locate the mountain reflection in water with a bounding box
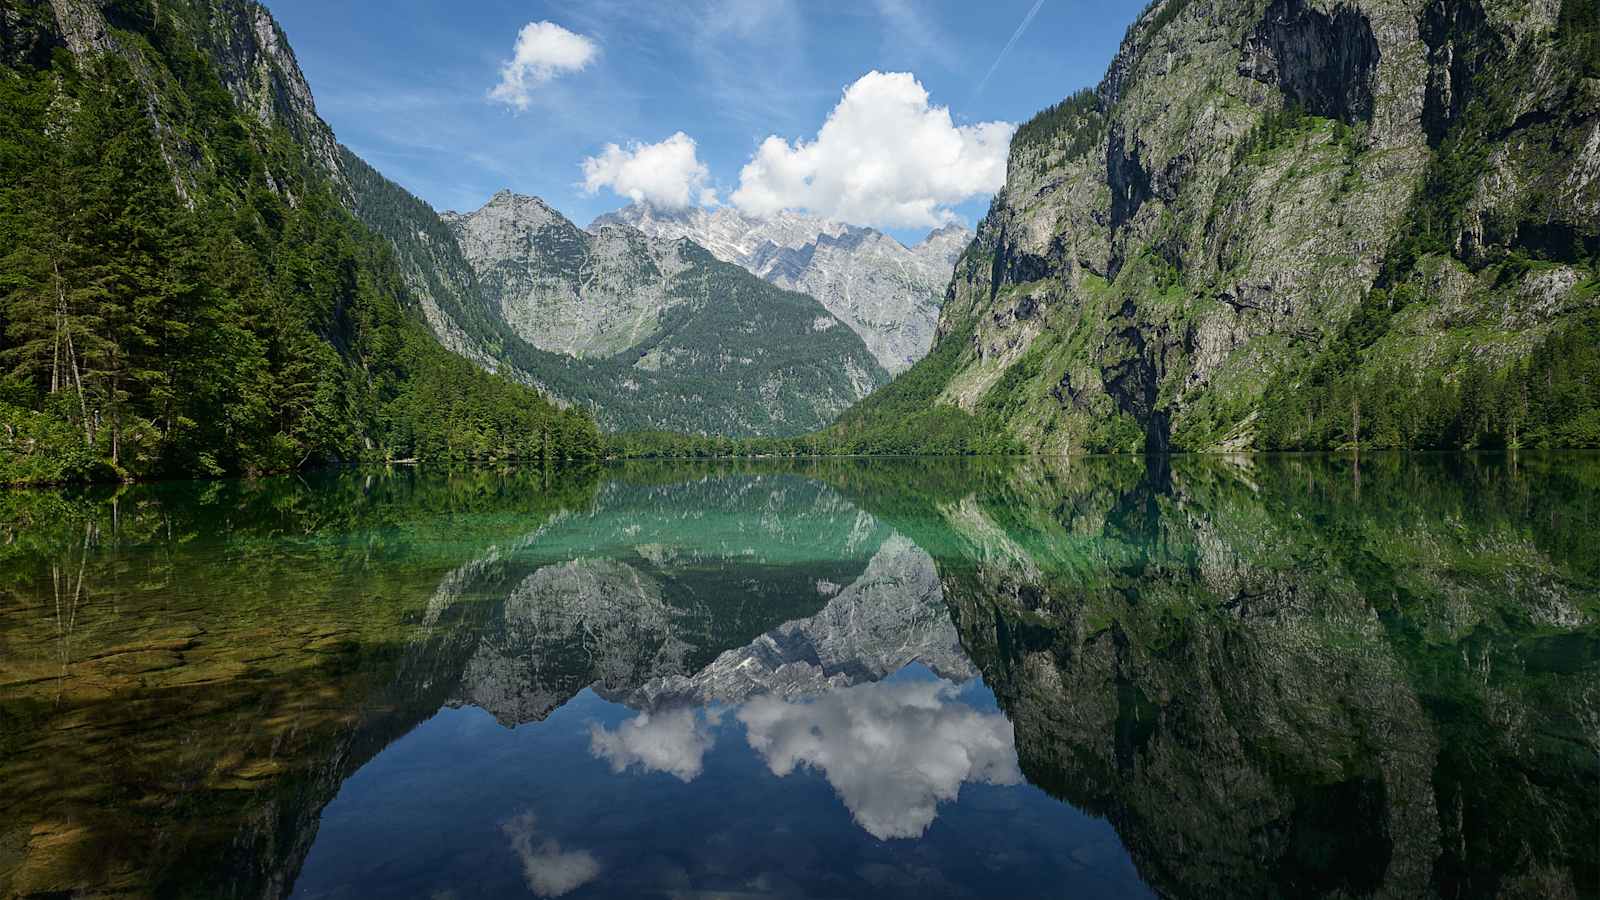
[0,455,1596,898]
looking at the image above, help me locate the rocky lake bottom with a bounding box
[1,454,1596,898]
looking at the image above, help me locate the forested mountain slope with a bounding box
[821,0,1600,455]
[332,107,893,436]
[0,0,600,484]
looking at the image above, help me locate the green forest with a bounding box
[5,0,1598,479]
[0,9,599,486]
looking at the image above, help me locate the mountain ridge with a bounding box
[594,202,970,374]
[421,188,890,436]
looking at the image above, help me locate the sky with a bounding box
[266,0,1140,242]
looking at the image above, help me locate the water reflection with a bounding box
[856,453,1600,899]
[589,707,718,782]
[501,812,602,898]
[0,455,1596,898]
[738,678,1021,840]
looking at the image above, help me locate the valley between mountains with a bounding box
[2,0,1598,484]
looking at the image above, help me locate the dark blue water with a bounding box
[294,666,1146,899]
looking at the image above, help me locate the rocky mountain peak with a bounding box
[597,202,972,374]
[458,190,564,228]
[923,223,971,242]
[429,189,888,433]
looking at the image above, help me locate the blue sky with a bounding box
[267,0,1140,240]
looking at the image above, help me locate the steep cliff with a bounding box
[848,0,1599,454]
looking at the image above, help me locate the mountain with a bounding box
[594,203,970,374]
[338,147,506,367]
[823,0,1600,455]
[428,190,890,436]
[0,0,601,484]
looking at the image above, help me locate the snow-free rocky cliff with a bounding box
[594,204,972,375]
[893,0,1599,453]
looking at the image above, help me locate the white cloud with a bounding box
[581,132,716,210]
[502,812,602,897]
[731,71,1014,228]
[490,22,599,111]
[737,677,1021,840]
[588,707,717,782]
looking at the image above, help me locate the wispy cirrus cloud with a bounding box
[561,0,821,135]
[872,0,959,70]
[975,0,1048,97]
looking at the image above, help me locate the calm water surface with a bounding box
[1,455,1596,898]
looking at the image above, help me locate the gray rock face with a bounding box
[191,0,344,187]
[447,192,693,358]
[917,0,1597,453]
[437,191,891,435]
[36,0,348,204]
[594,204,971,374]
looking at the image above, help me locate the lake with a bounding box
[1,455,1596,898]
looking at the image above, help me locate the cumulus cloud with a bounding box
[737,678,1021,839]
[489,22,598,110]
[502,812,601,897]
[731,71,1014,228]
[588,707,717,782]
[581,132,717,210]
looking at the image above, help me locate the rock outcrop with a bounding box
[888,0,1598,453]
[436,191,890,435]
[595,204,971,374]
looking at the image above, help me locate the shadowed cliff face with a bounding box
[840,454,1599,900]
[1241,0,1383,124]
[1419,0,1502,145]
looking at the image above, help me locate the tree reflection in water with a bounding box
[1,454,1595,898]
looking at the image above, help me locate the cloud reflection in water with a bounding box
[501,812,602,897]
[739,678,1022,840]
[587,707,719,782]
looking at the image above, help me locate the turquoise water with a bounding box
[1,455,1596,898]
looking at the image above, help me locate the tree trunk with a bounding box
[50,260,67,395]
[1349,394,1361,453]
[64,327,93,446]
